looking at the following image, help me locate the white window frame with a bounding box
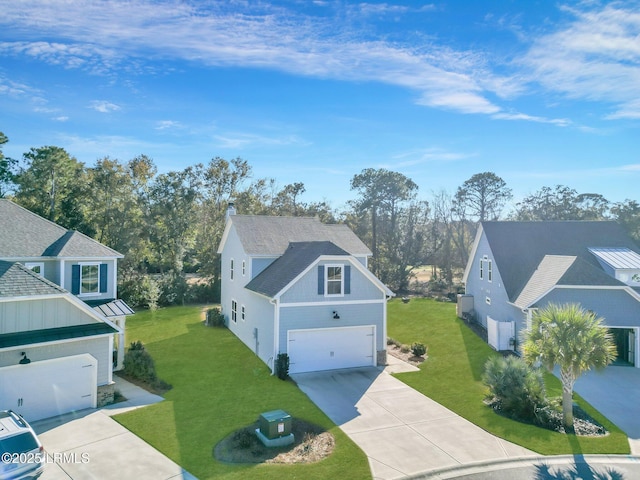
[242,260,246,276]
[325,264,344,297]
[79,262,101,296]
[479,259,484,280]
[25,262,45,276]
[230,258,234,281]
[241,305,246,321]
[488,259,493,282]
[231,300,237,323]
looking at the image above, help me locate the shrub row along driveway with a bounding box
[292,363,533,480]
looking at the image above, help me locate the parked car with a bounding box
[0,410,44,479]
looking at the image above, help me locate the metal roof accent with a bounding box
[91,299,135,317]
[589,247,640,270]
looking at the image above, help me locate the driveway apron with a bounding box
[292,362,533,480]
[573,366,640,454]
[32,377,196,480]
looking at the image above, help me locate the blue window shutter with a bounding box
[99,264,108,293]
[344,265,351,294]
[317,265,324,295]
[72,265,80,294]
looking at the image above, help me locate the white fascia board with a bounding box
[0,293,68,303]
[462,224,485,284]
[216,219,234,254]
[280,298,386,308]
[513,284,640,309]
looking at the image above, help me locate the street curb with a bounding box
[406,454,640,479]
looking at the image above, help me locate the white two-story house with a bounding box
[217,205,394,374]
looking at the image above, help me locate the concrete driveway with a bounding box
[292,359,533,480]
[573,366,640,454]
[33,377,196,480]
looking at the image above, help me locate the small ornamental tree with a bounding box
[521,303,617,432]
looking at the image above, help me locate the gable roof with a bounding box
[0,261,67,298]
[245,241,350,297]
[218,215,372,257]
[479,221,638,303]
[0,199,122,259]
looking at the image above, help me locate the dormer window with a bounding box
[326,265,343,295]
[317,264,351,296]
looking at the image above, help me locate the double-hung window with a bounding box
[231,300,237,323]
[326,265,343,296]
[80,263,100,295]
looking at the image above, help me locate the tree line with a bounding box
[2,132,639,307]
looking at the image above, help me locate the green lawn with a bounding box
[113,306,371,480]
[388,297,630,455]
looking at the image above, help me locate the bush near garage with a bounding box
[123,341,172,392]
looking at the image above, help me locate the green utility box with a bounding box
[258,409,292,439]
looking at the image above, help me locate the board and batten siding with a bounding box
[0,297,99,334]
[278,301,386,354]
[0,335,112,386]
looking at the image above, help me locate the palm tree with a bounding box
[521,303,617,432]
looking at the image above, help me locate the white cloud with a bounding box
[155,120,183,130]
[521,3,640,120]
[90,100,121,113]
[213,132,308,149]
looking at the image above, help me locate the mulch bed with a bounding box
[386,345,426,366]
[214,419,335,464]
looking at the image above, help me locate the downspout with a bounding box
[270,297,279,375]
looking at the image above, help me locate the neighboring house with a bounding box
[461,221,640,367]
[217,205,394,374]
[0,199,133,421]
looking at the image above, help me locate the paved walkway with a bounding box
[293,357,534,480]
[34,376,196,480]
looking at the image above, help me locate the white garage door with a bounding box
[288,326,376,374]
[0,354,97,422]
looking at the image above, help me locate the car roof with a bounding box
[0,410,32,438]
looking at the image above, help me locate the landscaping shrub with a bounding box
[123,341,157,382]
[411,342,427,357]
[482,355,546,423]
[400,344,410,353]
[205,307,225,327]
[275,353,290,380]
[123,341,172,392]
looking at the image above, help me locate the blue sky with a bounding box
[1,0,639,211]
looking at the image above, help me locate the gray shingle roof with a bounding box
[0,199,122,258]
[0,261,67,297]
[226,215,371,256]
[246,241,349,297]
[481,221,638,302]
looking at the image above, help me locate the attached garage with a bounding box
[287,325,376,374]
[0,354,97,422]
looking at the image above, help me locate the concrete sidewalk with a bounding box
[34,376,196,480]
[293,358,534,480]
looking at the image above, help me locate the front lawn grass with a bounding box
[114,306,371,480]
[388,297,630,455]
